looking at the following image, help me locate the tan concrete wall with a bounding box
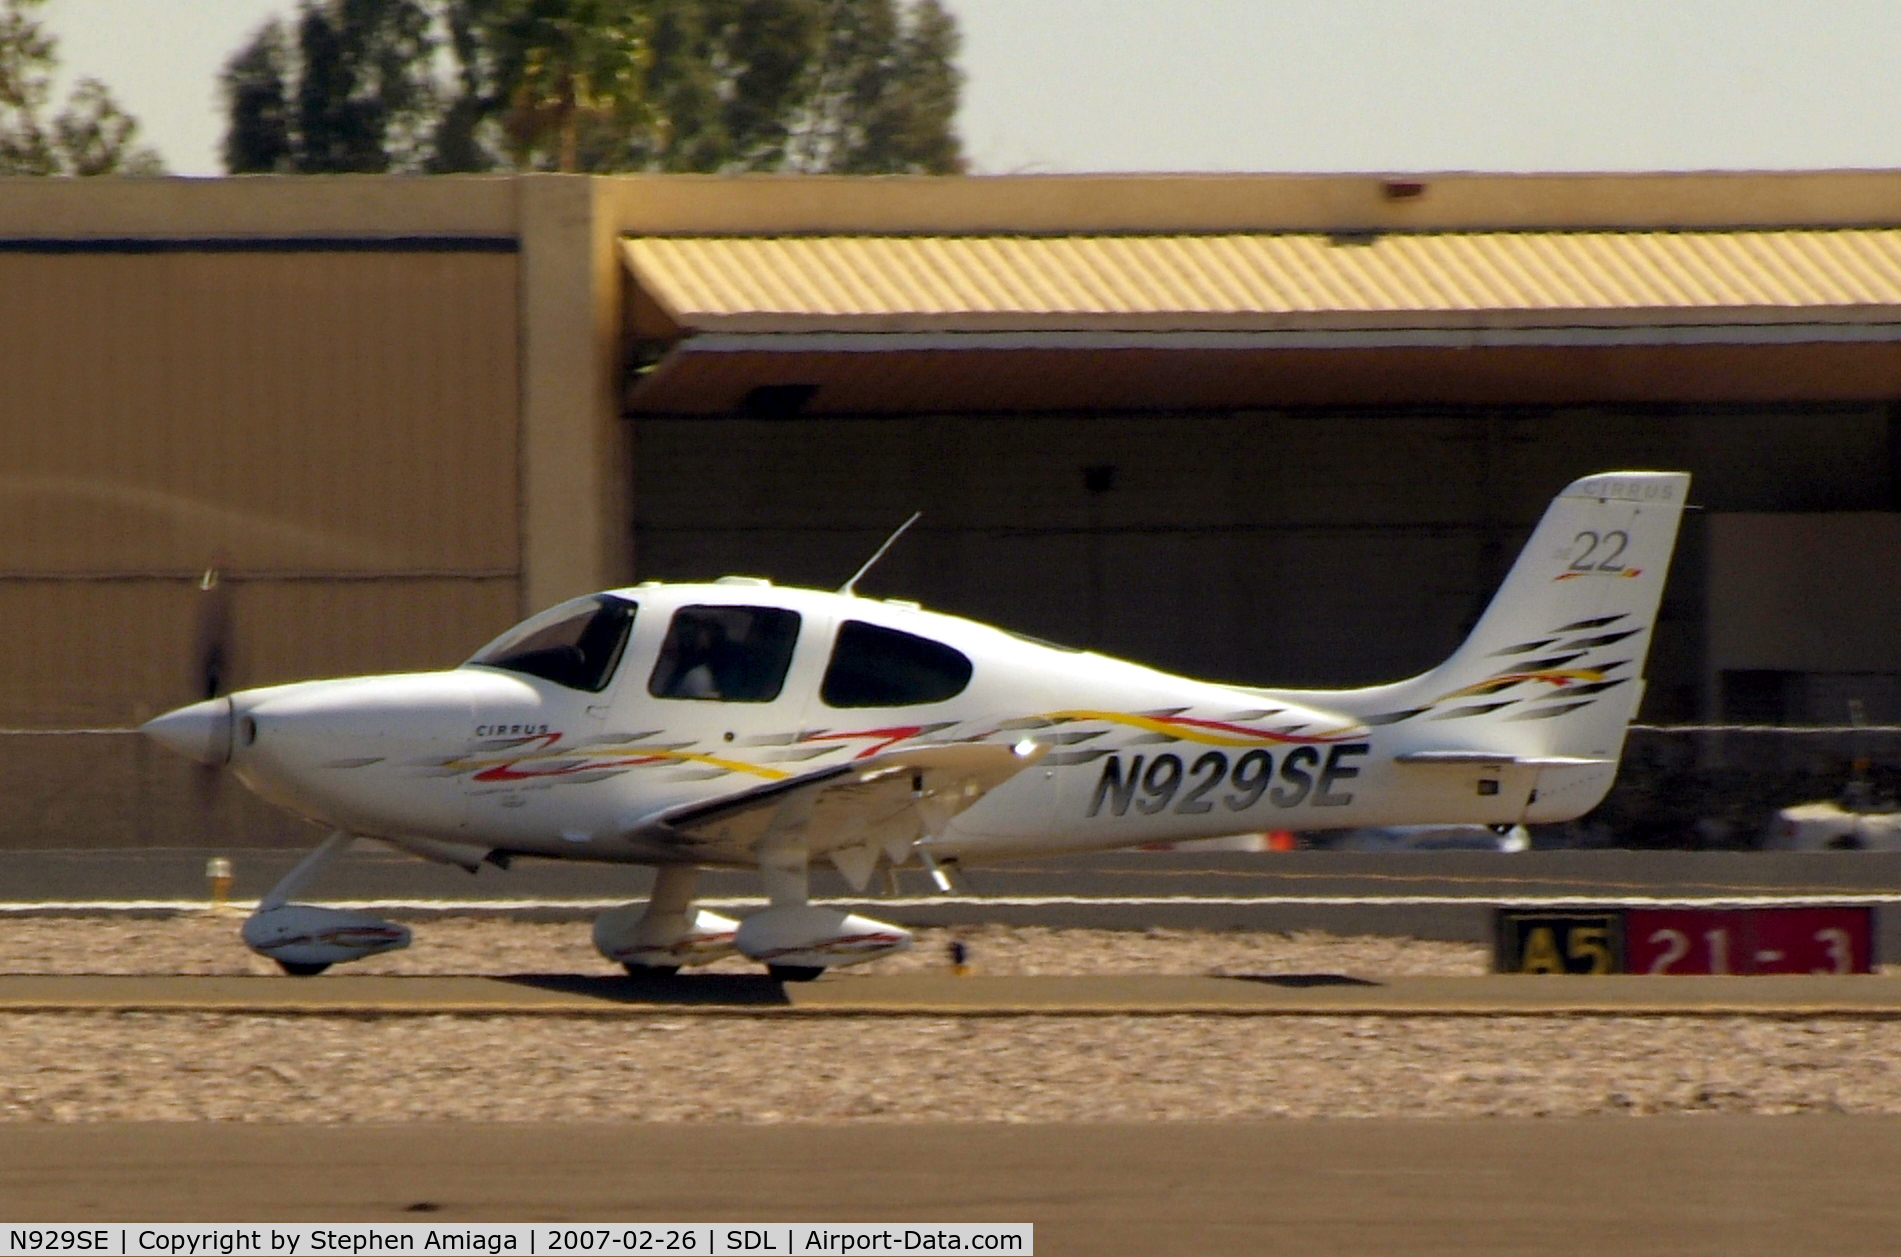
[0,173,647,621]
[515,176,630,613]
[0,248,525,728]
[6,730,319,848]
[2,577,519,729]
[0,251,520,576]
[596,169,1901,238]
[16,168,1894,243]
[0,178,553,847]
[0,175,517,238]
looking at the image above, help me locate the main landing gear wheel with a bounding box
[622,963,680,978]
[276,960,331,977]
[767,964,825,983]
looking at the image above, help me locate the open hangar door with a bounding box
[619,231,1901,721]
[628,397,1898,720]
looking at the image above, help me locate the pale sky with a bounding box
[37,0,1901,177]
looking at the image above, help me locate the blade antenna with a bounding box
[839,512,921,597]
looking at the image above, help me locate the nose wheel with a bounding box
[767,964,825,983]
[621,963,680,978]
[241,832,412,974]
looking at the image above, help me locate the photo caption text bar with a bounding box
[2,1223,1032,1257]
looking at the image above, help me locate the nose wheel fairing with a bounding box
[241,905,411,973]
[240,832,412,975]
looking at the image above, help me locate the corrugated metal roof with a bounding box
[623,231,1901,333]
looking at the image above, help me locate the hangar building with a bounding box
[7,170,1901,843]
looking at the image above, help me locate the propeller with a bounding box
[189,559,236,838]
[192,561,234,703]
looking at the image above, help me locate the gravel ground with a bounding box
[0,915,1487,978]
[1,917,1897,1123]
[1,1012,1898,1123]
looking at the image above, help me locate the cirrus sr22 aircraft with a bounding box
[142,471,1688,979]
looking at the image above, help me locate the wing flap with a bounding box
[633,741,1046,862]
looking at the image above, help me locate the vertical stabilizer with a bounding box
[1280,471,1690,771]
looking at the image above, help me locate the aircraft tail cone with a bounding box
[141,697,234,767]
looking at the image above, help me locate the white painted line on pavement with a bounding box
[4,893,1901,913]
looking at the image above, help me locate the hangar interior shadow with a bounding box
[632,400,1901,724]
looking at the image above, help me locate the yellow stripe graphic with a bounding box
[1045,709,1365,746]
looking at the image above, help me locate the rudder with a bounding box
[1278,471,1691,770]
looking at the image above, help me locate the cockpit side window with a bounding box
[822,620,973,708]
[466,595,636,693]
[649,605,802,702]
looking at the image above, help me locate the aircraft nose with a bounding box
[140,697,234,767]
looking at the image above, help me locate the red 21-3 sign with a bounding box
[1624,907,1874,975]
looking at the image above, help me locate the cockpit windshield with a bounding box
[466,595,636,693]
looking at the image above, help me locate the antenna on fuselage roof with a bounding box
[839,511,922,597]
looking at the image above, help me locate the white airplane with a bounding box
[143,471,1689,978]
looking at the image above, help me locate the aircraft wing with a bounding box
[631,740,1046,876]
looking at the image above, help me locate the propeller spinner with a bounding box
[141,564,238,832]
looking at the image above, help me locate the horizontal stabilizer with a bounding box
[1395,751,1614,768]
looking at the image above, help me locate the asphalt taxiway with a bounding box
[2,1119,1897,1254]
[5,972,1901,1016]
[8,847,1901,946]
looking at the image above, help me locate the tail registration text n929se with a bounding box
[142,472,1689,979]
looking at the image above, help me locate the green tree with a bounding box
[488,0,651,171]
[861,0,963,173]
[629,0,727,169]
[428,0,504,171]
[53,78,167,176]
[223,0,438,174]
[787,0,962,173]
[224,0,963,175]
[718,0,826,169]
[428,0,731,172]
[0,0,164,175]
[221,18,294,172]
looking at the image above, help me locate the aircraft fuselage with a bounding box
[150,580,1615,870]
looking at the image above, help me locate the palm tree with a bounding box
[491,0,650,171]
